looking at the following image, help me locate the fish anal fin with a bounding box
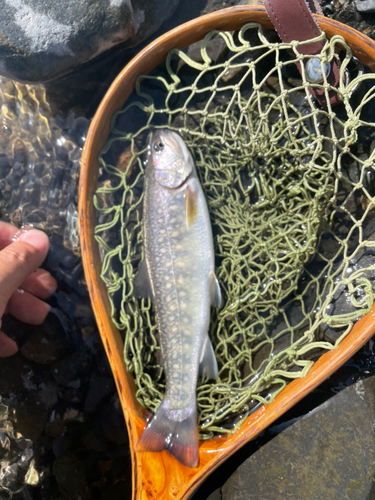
[210,272,222,308]
[199,335,218,380]
[186,184,198,229]
[136,401,199,468]
[133,260,153,300]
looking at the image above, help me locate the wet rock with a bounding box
[81,429,109,453]
[320,232,375,343]
[356,0,375,12]
[52,451,90,500]
[20,331,70,365]
[52,434,73,458]
[51,348,88,387]
[13,396,48,442]
[0,0,180,83]
[1,316,33,347]
[0,463,20,488]
[98,398,128,445]
[0,356,30,395]
[207,489,221,500]
[38,382,59,408]
[222,375,375,500]
[84,373,115,413]
[24,460,39,486]
[0,154,11,178]
[46,411,66,438]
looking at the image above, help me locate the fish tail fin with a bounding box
[136,400,199,468]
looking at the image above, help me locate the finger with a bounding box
[21,268,57,299]
[0,221,25,249]
[6,289,50,325]
[0,228,50,317]
[0,330,18,357]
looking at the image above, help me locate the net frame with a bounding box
[93,22,375,438]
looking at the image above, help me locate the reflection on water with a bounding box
[0,76,130,499]
[0,78,88,252]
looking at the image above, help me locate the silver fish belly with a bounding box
[136,130,221,468]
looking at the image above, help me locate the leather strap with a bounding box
[264,0,341,108]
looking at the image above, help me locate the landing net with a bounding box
[94,23,375,438]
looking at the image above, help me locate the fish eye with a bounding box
[153,140,164,152]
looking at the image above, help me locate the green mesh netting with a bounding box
[94,22,375,438]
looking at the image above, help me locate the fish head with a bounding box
[148,130,194,188]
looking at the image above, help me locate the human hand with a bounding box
[0,222,57,357]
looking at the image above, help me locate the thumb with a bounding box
[0,228,50,318]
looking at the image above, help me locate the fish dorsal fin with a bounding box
[133,260,153,300]
[210,272,222,308]
[199,335,218,379]
[186,184,198,229]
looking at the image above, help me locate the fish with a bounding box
[135,129,222,468]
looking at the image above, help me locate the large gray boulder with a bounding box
[222,375,375,499]
[0,0,180,83]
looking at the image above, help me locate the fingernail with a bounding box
[18,228,50,253]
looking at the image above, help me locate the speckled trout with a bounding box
[136,130,222,468]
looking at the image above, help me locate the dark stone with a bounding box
[0,355,30,394]
[1,316,32,349]
[52,451,90,500]
[356,0,375,13]
[13,396,49,441]
[84,373,115,413]
[321,233,375,343]
[0,0,180,83]
[222,376,375,500]
[52,434,73,458]
[206,489,221,500]
[98,398,128,445]
[38,382,59,408]
[51,348,88,387]
[0,154,11,179]
[20,331,70,364]
[81,428,110,453]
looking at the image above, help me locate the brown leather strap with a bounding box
[264,0,341,108]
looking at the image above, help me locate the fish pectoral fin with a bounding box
[210,272,222,308]
[186,184,198,228]
[199,335,218,380]
[133,260,153,300]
